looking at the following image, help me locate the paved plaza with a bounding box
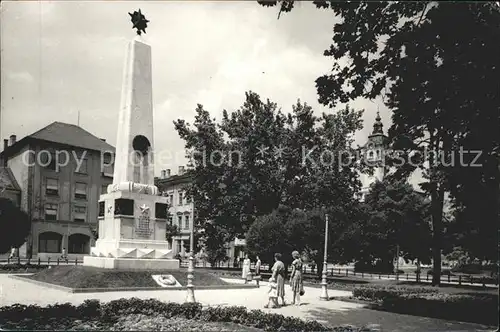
[0,274,495,332]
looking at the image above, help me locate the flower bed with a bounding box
[352,285,497,325]
[0,298,361,331]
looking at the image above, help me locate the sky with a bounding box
[1,1,421,185]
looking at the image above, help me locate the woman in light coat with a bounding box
[241,253,251,283]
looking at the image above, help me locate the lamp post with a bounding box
[185,195,196,303]
[320,213,329,301]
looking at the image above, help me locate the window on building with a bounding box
[75,158,88,174]
[46,178,59,196]
[186,194,192,204]
[376,150,381,159]
[169,194,174,206]
[169,216,173,225]
[102,152,113,176]
[75,182,87,200]
[368,151,374,159]
[73,205,86,222]
[101,184,108,196]
[178,192,183,205]
[176,214,182,227]
[44,203,58,221]
[68,234,90,254]
[38,232,62,253]
[184,215,190,230]
[40,152,57,171]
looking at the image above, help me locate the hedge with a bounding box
[352,285,497,325]
[352,285,438,302]
[0,263,48,271]
[0,298,362,332]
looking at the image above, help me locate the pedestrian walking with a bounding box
[290,250,304,306]
[271,253,286,306]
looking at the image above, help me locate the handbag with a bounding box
[299,284,305,296]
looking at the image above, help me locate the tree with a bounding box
[165,223,180,242]
[246,206,294,269]
[174,91,364,254]
[202,223,231,267]
[246,204,366,277]
[260,1,500,285]
[0,197,31,254]
[355,180,431,272]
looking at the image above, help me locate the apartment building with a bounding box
[155,167,245,264]
[155,166,193,256]
[0,122,115,259]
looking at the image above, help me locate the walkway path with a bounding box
[0,275,494,332]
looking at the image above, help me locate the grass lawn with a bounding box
[24,265,228,289]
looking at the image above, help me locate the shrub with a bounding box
[0,298,363,331]
[0,263,48,272]
[352,285,497,325]
[427,269,453,276]
[352,285,438,302]
[451,263,498,275]
[384,293,497,325]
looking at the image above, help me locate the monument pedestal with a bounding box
[83,183,180,270]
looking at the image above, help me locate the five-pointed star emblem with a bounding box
[128,9,149,35]
[257,145,268,157]
[140,204,150,214]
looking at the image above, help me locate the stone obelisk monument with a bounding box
[84,10,178,270]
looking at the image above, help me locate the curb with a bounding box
[9,275,259,293]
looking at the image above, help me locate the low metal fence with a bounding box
[179,260,498,287]
[1,257,83,266]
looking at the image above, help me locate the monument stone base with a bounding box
[83,183,180,271]
[83,256,180,270]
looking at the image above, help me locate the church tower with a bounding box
[359,111,388,201]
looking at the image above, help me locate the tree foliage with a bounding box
[260,1,500,284]
[0,197,31,254]
[357,180,432,270]
[246,203,366,276]
[174,91,364,247]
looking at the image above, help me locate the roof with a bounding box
[29,122,115,152]
[1,122,115,158]
[155,172,193,188]
[0,167,21,191]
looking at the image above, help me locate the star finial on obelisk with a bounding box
[128,9,149,35]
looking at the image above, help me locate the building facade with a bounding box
[155,167,193,256]
[0,122,115,259]
[155,167,251,265]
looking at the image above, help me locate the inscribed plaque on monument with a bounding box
[135,215,153,239]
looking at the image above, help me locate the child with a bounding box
[264,277,279,308]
